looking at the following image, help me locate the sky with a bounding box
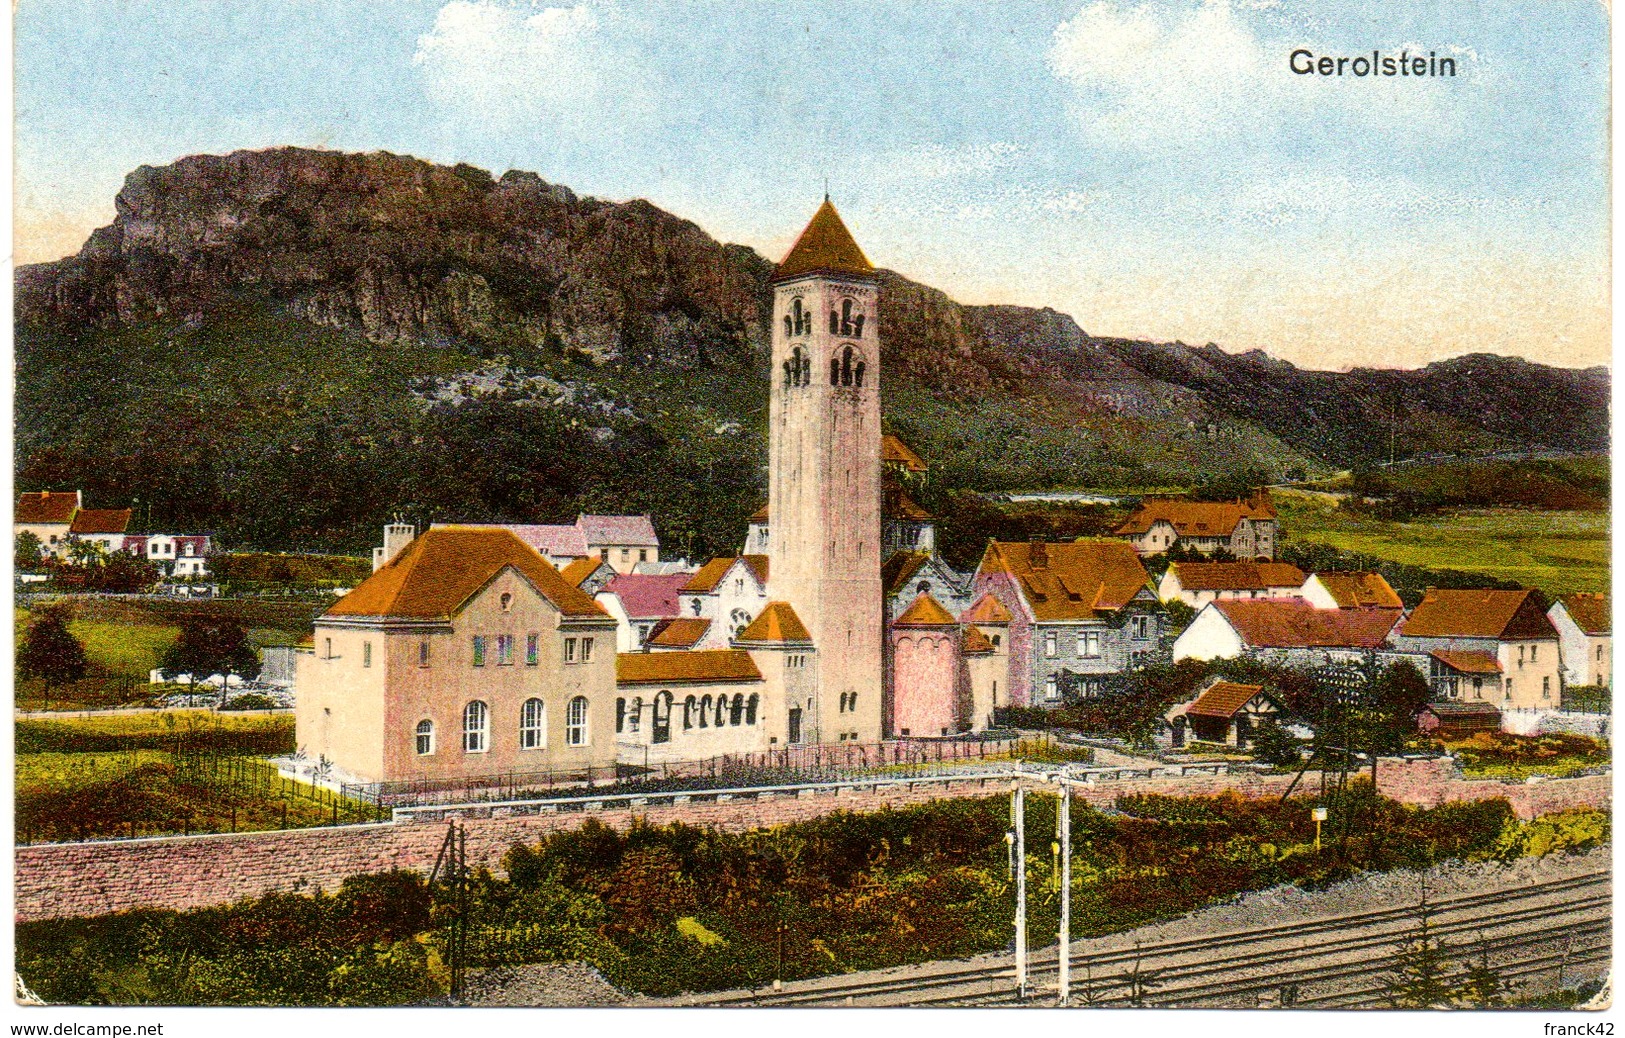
[12,0,1611,371]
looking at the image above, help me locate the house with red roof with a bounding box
[1157,561,1306,607]
[1114,491,1280,559]
[1173,598,1403,669]
[1390,589,1562,709]
[297,525,621,785]
[1165,679,1286,749]
[15,489,82,558]
[595,572,693,651]
[1549,593,1610,689]
[431,513,661,574]
[971,539,1161,707]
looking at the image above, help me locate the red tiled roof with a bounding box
[16,490,80,524]
[978,540,1151,621]
[602,573,690,619]
[576,514,658,546]
[1186,681,1275,719]
[894,592,957,627]
[883,551,931,596]
[881,434,928,472]
[326,526,606,620]
[452,523,589,558]
[1399,589,1555,640]
[647,618,711,649]
[69,509,132,535]
[560,557,606,587]
[617,648,763,685]
[1429,650,1502,675]
[962,593,1013,624]
[1310,571,1403,609]
[1169,561,1304,591]
[1213,600,1400,649]
[748,502,770,523]
[773,198,873,282]
[885,487,934,521]
[962,625,996,654]
[681,555,769,594]
[736,602,812,644]
[1557,592,1610,635]
[1115,493,1277,537]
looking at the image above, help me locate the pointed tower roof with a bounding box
[773,199,875,283]
[737,601,813,644]
[895,592,957,627]
[962,592,1013,625]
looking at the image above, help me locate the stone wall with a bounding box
[15,760,1609,923]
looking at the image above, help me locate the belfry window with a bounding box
[840,346,855,386]
[830,357,840,385]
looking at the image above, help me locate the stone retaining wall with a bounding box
[15,759,1609,923]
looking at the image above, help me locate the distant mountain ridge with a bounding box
[14,147,1609,552]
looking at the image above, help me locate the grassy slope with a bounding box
[1279,497,1609,596]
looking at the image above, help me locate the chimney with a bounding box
[374,514,417,572]
[1029,541,1048,569]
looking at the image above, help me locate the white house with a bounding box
[1548,593,1610,689]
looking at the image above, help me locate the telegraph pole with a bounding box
[1057,779,1072,1005]
[1013,783,1027,1000]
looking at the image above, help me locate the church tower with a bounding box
[767,200,884,744]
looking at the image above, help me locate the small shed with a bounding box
[1167,679,1286,749]
[1416,701,1502,741]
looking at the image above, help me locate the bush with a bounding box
[1491,809,1611,862]
[222,694,279,711]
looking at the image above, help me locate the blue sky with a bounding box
[13,0,1610,369]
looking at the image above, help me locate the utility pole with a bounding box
[1013,783,1027,1000]
[1057,779,1072,1005]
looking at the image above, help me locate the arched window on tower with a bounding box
[782,358,792,387]
[853,314,865,337]
[831,357,840,385]
[840,346,854,386]
[683,694,696,730]
[830,309,840,334]
[855,361,865,388]
[783,314,793,338]
[790,346,806,387]
[841,299,855,336]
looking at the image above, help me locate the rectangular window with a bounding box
[639,549,648,562]
[472,636,487,667]
[419,640,430,667]
[621,548,630,562]
[1543,676,1552,699]
[1045,675,1059,701]
[1133,616,1150,640]
[1473,677,1483,698]
[582,637,595,663]
[1083,632,1101,658]
[324,637,333,659]
[526,633,539,666]
[496,634,513,666]
[564,637,577,663]
[1531,645,1538,663]
[1044,632,1058,658]
[362,641,372,668]
[1599,645,1606,662]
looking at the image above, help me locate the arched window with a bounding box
[790,346,805,386]
[500,592,513,612]
[731,608,753,639]
[684,694,696,730]
[654,691,672,744]
[616,697,626,734]
[730,694,744,726]
[520,698,545,749]
[840,346,854,386]
[853,314,865,337]
[830,357,840,385]
[746,694,759,725]
[628,696,643,735]
[782,358,792,387]
[715,696,728,727]
[690,598,703,616]
[840,299,854,335]
[566,696,590,746]
[462,701,488,753]
[783,314,793,338]
[700,695,712,727]
[415,719,435,756]
[830,310,840,334]
[855,362,865,388]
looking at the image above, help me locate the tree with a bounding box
[159,615,261,704]
[18,607,89,702]
[1367,661,1431,754]
[15,531,44,571]
[1383,887,1455,1008]
[1248,720,1304,769]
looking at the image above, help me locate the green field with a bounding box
[1279,498,1609,597]
[15,712,374,842]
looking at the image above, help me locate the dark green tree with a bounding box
[159,616,261,704]
[17,607,90,702]
[15,531,44,570]
[1247,720,1304,769]
[1383,888,1454,1008]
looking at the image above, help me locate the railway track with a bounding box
[685,869,1610,1008]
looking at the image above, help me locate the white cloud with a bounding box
[1226,174,1551,227]
[1046,1,1478,150]
[413,1,652,130]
